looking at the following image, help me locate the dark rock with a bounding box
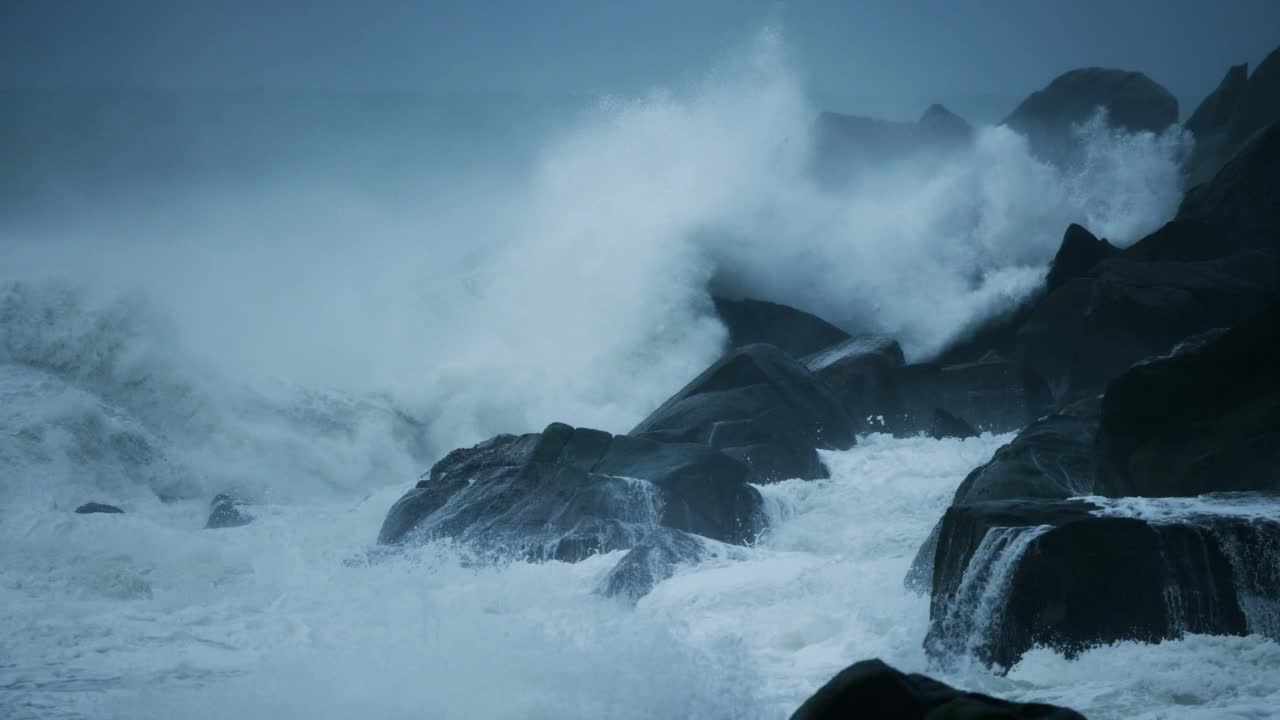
[1095,303,1280,497]
[377,423,765,560]
[205,493,253,529]
[1185,48,1280,184]
[1227,47,1280,149]
[789,658,1084,720]
[600,528,714,602]
[803,335,904,425]
[712,297,851,359]
[1004,67,1178,166]
[1017,250,1280,404]
[1179,120,1280,251]
[1186,64,1250,138]
[1044,224,1118,293]
[631,344,856,481]
[925,499,1276,669]
[75,502,124,514]
[927,408,978,440]
[876,357,1040,436]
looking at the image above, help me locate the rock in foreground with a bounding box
[790,658,1084,720]
[74,502,124,514]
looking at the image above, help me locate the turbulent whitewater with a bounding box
[4,30,1277,720]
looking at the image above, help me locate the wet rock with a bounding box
[790,658,1084,720]
[600,528,713,602]
[924,498,1278,669]
[804,335,904,426]
[1095,303,1280,497]
[631,344,856,481]
[878,357,1040,436]
[378,423,765,561]
[712,297,851,359]
[75,502,124,514]
[1179,120,1280,251]
[1003,67,1178,166]
[1185,63,1250,184]
[205,493,253,529]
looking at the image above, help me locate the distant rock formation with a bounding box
[75,502,124,514]
[811,103,973,184]
[1003,67,1178,165]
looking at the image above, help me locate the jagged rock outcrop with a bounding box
[1003,67,1178,165]
[712,297,851,359]
[1186,47,1280,184]
[631,344,856,481]
[378,422,766,560]
[1095,303,1280,497]
[1044,223,1119,293]
[790,658,1085,720]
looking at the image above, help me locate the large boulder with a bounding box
[631,344,856,481]
[1095,303,1280,497]
[377,422,766,560]
[925,498,1279,669]
[1003,67,1178,165]
[803,335,905,424]
[712,297,851,359]
[205,493,253,529]
[789,658,1084,720]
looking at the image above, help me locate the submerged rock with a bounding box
[631,344,856,481]
[600,528,718,602]
[75,502,124,514]
[205,493,253,529]
[790,658,1084,720]
[378,422,765,561]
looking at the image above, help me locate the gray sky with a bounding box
[4,1,1279,117]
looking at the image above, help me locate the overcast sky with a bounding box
[4,1,1279,117]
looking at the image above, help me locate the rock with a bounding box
[927,408,977,440]
[877,357,1041,436]
[1185,47,1280,184]
[712,297,851,359]
[1227,47,1280,149]
[789,658,1085,720]
[811,105,973,184]
[1186,63,1250,138]
[1179,120,1280,251]
[205,493,253,529]
[905,396,1100,593]
[377,422,766,560]
[1044,223,1118,293]
[1017,250,1279,404]
[925,498,1279,669]
[600,528,716,602]
[75,502,124,514]
[1095,303,1280,497]
[1003,67,1178,165]
[917,103,973,143]
[631,344,856,481]
[803,335,904,424]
